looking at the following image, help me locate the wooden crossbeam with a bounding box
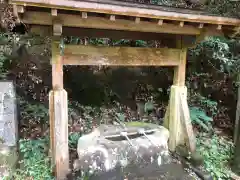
[62,45,181,66]
[22,11,201,35]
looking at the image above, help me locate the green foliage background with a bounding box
[0,0,240,179]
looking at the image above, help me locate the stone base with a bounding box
[0,145,18,179]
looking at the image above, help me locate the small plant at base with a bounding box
[69,132,82,148]
[4,138,53,180]
[197,133,233,179]
[190,106,213,132]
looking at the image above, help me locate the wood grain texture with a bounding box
[52,41,63,89]
[173,49,187,86]
[163,105,170,129]
[49,90,55,164]
[49,89,69,180]
[11,0,240,26]
[62,45,181,66]
[28,25,200,48]
[21,11,201,35]
[179,87,196,153]
[168,85,183,151]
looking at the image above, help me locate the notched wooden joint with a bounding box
[158,19,163,25]
[110,15,116,21]
[198,23,204,29]
[231,26,240,38]
[179,21,184,27]
[82,12,88,19]
[17,5,25,13]
[51,9,58,16]
[135,17,141,24]
[53,23,62,36]
[217,24,222,30]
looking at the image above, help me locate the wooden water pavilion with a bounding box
[10,0,240,179]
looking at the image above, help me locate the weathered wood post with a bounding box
[167,47,187,151]
[49,40,69,179]
[165,40,196,153]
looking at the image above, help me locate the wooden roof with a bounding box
[10,0,240,41]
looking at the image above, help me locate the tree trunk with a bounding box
[234,75,240,144]
[233,121,240,175]
[233,74,240,175]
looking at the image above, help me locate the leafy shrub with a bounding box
[188,92,218,116]
[190,37,240,75]
[197,133,234,179]
[190,107,213,131]
[19,97,48,123]
[69,132,81,148]
[4,138,53,180]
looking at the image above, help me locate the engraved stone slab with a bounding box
[0,81,18,146]
[0,81,18,178]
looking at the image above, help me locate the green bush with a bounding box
[190,106,213,131]
[197,133,234,179]
[4,138,53,180]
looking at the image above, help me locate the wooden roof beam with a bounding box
[11,0,240,26]
[21,11,201,36]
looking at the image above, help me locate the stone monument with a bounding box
[0,81,18,178]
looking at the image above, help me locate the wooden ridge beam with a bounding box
[11,0,240,26]
[62,45,181,66]
[22,11,201,35]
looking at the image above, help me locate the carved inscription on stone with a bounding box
[0,81,18,146]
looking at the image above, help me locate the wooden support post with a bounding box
[168,85,182,151]
[179,86,196,153]
[166,85,196,152]
[172,47,187,149]
[166,45,196,152]
[49,41,69,179]
[164,47,186,134]
[163,106,169,129]
[173,49,187,86]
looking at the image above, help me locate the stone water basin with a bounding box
[74,123,174,177]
